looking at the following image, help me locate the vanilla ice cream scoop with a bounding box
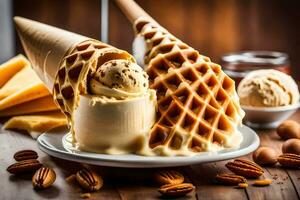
[89,59,149,98]
[238,69,299,107]
[75,58,157,155]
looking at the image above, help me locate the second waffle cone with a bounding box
[134,18,245,156]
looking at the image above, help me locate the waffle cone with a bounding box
[115,0,245,156]
[139,19,245,156]
[14,16,89,89]
[14,17,137,145]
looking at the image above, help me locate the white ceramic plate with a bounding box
[37,125,259,168]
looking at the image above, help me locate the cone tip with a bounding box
[13,16,33,31]
[13,16,20,21]
[13,16,24,25]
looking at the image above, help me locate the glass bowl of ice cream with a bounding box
[237,69,300,129]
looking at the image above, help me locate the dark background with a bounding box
[9,0,300,79]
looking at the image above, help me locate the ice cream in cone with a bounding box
[14,17,156,154]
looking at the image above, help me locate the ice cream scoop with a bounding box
[89,59,149,98]
[238,69,299,107]
[75,58,156,155]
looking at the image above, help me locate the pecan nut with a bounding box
[215,173,247,185]
[32,167,56,190]
[14,150,38,161]
[225,159,264,178]
[7,159,42,174]
[76,168,103,192]
[278,153,300,168]
[154,170,184,185]
[158,183,195,197]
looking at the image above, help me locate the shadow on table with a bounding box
[34,185,60,199]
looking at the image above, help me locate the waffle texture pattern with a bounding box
[134,17,245,156]
[53,40,135,141]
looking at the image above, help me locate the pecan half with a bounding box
[225,159,264,178]
[7,159,42,174]
[14,150,38,161]
[32,167,56,190]
[158,183,195,197]
[154,170,184,185]
[76,168,103,192]
[215,173,247,185]
[278,153,300,168]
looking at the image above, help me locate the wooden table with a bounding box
[1,112,300,200]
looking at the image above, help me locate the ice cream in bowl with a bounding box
[237,69,300,128]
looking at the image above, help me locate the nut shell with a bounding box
[276,120,300,140]
[282,139,300,155]
[252,147,277,166]
[32,167,56,190]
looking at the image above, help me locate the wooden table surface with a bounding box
[1,112,300,200]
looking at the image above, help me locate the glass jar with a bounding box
[221,51,291,85]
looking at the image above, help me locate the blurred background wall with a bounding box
[6,0,300,79]
[0,0,14,62]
